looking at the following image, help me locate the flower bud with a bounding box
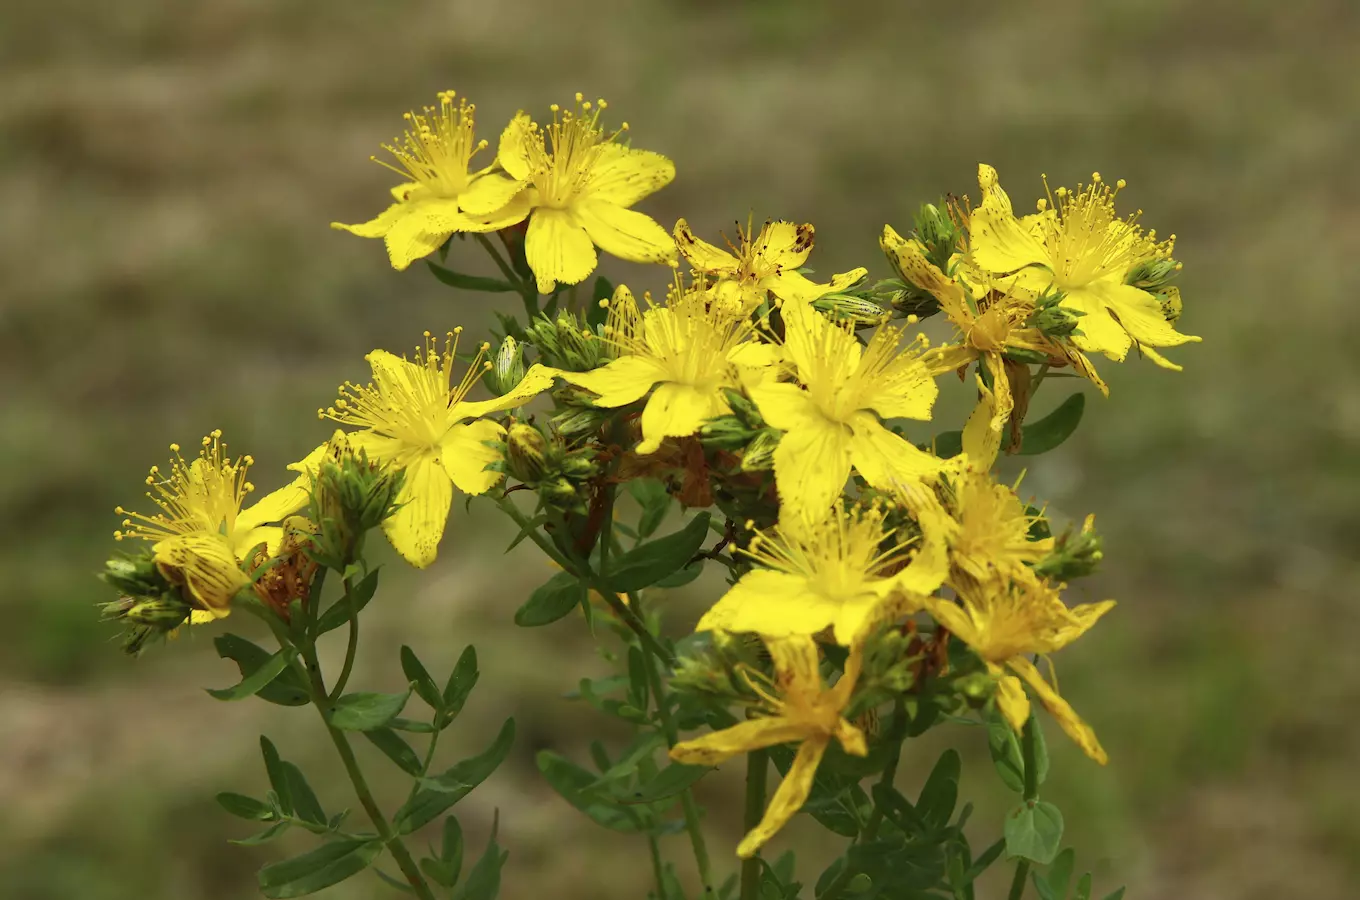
[721,389,765,430]
[101,552,170,597]
[1034,514,1104,580]
[1029,290,1084,338]
[551,401,609,439]
[1125,258,1179,291]
[308,431,405,563]
[699,415,756,451]
[505,423,551,483]
[484,335,527,396]
[740,430,780,472]
[555,313,603,371]
[812,292,890,327]
[913,202,961,266]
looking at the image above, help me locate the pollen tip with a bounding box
[168,443,179,452]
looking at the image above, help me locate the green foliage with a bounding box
[395,718,516,834]
[257,838,383,898]
[607,512,711,592]
[314,569,380,636]
[1015,393,1085,456]
[328,687,411,731]
[1004,800,1065,865]
[425,261,517,293]
[214,634,309,706]
[514,569,586,626]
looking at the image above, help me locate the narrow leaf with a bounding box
[401,645,443,711]
[1016,393,1085,456]
[230,820,290,846]
[441,645,479,719]
[216,792,274,821]
[987,717,1025,793]
[513,570,584,627]
[314,569,380,636]
[441,815,465,883]
[426,261,516,293]
[393,718,515,834]
[258,837,382,898]
[364,727,424,777]
[280,761,326,825]
[608,512,711,593]
[451,812,508,900]
[214,634,308,706]
[329,688,411,732]
[260,736,293,815]
[917,749,961,832]
[207,648,292,701]
[628,763,711,804]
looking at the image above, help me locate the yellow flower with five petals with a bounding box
[560,281,780,454]
[968,164,1200,370]
[311,330,558,567]
[924,575,1113,763]
[670,635,866,858]
[332,91,535,271]
[674,217,867,313]
[751,301,945,522]
[470,95,677,293]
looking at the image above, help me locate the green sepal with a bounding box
[1004,800,1064,864]
[394,718,515,835]
[328,687,411,732]
[513,570,585,627]
[607,512,710,593]
[214,634,309,706]
[426,261,516,293]
[257,837,383,898]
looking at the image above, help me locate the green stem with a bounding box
[474,233,537,319]
[1030,362,1051,392]
[1007,718,1042,900]
[646,834,668,900]
[263,616,437,900]
[328,576,361,701]
[739,749,768,900]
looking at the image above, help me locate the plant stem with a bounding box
[1030,362,1051,392]
[263,615,437,900]
[647,834,668,900]
[1007,718,1042,900]
[474,233,537,319]
[328,575,361,701]
[739,749,768,900]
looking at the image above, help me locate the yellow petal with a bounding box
[982,352,1014,434]
[994,668,1032,733]
[674,218,740,273]
[847,414,944,490]
[497,112,535,182]
[961,394,1002,471]
[754,221,815,270]
[969,164,1052,276]
[764,269,835,304]
[332,202,405,239]
[381,452,452,568]
[880,228,972,324]
[439,419,506,496]
[561,355,666,407]
[383,210,453,271]
[233,525,282,560]
[781,301,861,383]
[857,357,938,421]
[1063,288,1133,361]
[1009,657,1108,764]
[154,534,248,614]
[454,363,561,421]
[458,188,535,234]
[638,382,727,454]
[771,417,853,522]
[696,569,828,637]
[727,341,782,370]
[236,476,311,535]
[670,716,809,767]
[584,143,675,207]
[765,634,821,689]
[459,172,527,215]
[924,595,984,650]
[1088,281,1201,351]
[525,208,597,293]
[1049,599,1117,651]
[736,738,829,859]
[749,381,822,432]
[575,199,677,265]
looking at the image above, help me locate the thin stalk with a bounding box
[739,749,769,900]
[474,233,537,319]
[261,616,437,900]
[328,575,361,701]
[647,834,668,900]
[1030,362,1051,392]
[1006,718,1042,900]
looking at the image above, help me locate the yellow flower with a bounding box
[696,503,946,645]
[925,576,1113,763]
[560,282,780,454]
[114,431,308,618]
[968,164,1200,370]
[670,636,867,858]
[751,301,944,522]
[674,217,867,313]
[313,330,557,568]
[472,95,676,293]
[332,90,534,271]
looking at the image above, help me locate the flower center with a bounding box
[612,280,756,389]
[1038,174,1174,290]
[115,430,253,545]
[372,90,486,199]
[745,505,908,606]
[522,95,624,209]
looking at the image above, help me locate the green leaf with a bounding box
[401,645,443,711]
[917,749,961,833]
[987,717,1025,793]
[441,645,479,722]
[257,837,382,898]
[628,763,710,804]
[655,560,704,588]
[280,761,326,825]
[389,717,437,734]
[214,634,309,706]
[364,727,424,777]
[931,430,964,459]
[536,750,642,833]
[1004,800,1064,865]
[393,718,515,834]
[441,815,465,883]
[260,737,293,814]
[421,857,456,889]
[608,512,711,593]
[1046,847,1075,899]
[206,648,293,701]
[513,570,584,627]
[1098,888,1126,900]
[1016,393,1085,456]
[315,569,379,636]
[329,688,411,732]
[216,792,274,821]
[1032,716,1050,786]
[230,820,290,846]
[628,478,671,538]
[451,813,508,900]
[426,262,516,293]
[1074,872,1094,900]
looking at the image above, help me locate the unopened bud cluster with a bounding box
[525,312,608,372]
[99,551,193,654]
[501,421,600,513]
[1034,514,1104,580]
[308,437,405,567]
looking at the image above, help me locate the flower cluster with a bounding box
[99,89,1199,894]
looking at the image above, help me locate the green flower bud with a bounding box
[740,430,780,472]
[721,389,765,430]
[505,423,551,483]
[1029,290,1084,338]
[913,201,961,269]
[555,313,603,371]
[812,292,890,327]
[484,335,527,396]
[1125,258,1180,291]
[308,433,405,562]
[699,415,756,451]
[101,552,171,597]
[1034,514,1104,580]
[551,402,609,439]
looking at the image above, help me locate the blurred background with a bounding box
[3,0,1358,897]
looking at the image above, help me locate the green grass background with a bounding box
[2,0,1357,897]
